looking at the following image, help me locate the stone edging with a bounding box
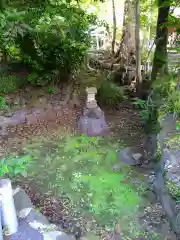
[10,186,75,240]
[153,114,180,236]
[0,104,80,135]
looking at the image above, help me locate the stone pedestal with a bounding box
[78,87,109,137]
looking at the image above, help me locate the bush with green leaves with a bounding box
[135,73,180,130]
[96,75,125,106]
[0,155,33,178]
[0,73,26,93]
[0,96,8,109]
[0,1,96,85]
[152,73,180,117]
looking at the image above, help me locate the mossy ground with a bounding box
[13,128,149,238]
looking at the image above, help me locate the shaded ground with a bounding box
[105,101,145,146]
[0,91,175,240]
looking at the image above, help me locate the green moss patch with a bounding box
[19,132,143,233]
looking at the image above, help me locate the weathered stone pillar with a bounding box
[78,87,109,136]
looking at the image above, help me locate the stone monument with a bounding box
[78,87,109,136]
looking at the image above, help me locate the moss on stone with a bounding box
[167,134,180,150]
[166,180,180,200]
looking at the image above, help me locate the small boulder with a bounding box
[4,110,14,117]
[118,146,146,165]
[132,153,143,162]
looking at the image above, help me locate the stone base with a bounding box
[78,106,109,137]
[9,187,75,240]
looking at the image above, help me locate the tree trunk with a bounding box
[151,0,170,82]
[111,0,116,54]
[115,0,136,67]
[135,0,142,95]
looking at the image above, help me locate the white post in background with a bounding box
[0,179,18,235]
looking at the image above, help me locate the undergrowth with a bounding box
[0,96,8,109]
[96,75,125,106]
[0,155,33,178]
[0,73,26,94]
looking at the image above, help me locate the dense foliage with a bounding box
[0,0,96,85]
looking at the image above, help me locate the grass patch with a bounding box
[17,131,144,235]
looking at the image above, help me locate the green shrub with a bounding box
[152,73,178,98]
[0,155,33,178]
[48,87,56,94]
[166,180,180,200]
[152,73,180,117]
[0,2,96,85]
[0,74,26,93]
[0,96,8,109]
[96,77,125,106]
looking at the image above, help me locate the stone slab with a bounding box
[9,219,43,240]
[79,116,109,137]
[13,187,33,213]
[11,186,76,240]
[26,113,38,125]
[24,209,49,225]
[46,109,57,122]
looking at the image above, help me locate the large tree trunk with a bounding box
[151,0,170,82]
[135,0,142,95]
[111,0,116,54]
[115,0,136,67]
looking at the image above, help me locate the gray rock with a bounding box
[25,209,49,225]
[4,110,26,125]
[8,217,73,240]
[118,146,146,165]
[12,187,76,240]
[132,153,143,162]
[158,114,180,190]
[43,231,75,240]
[9,219,43,240]
[4,110,14,117]
[83,106,103,119]
[112,163,121,171]
[13,187,33,213]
